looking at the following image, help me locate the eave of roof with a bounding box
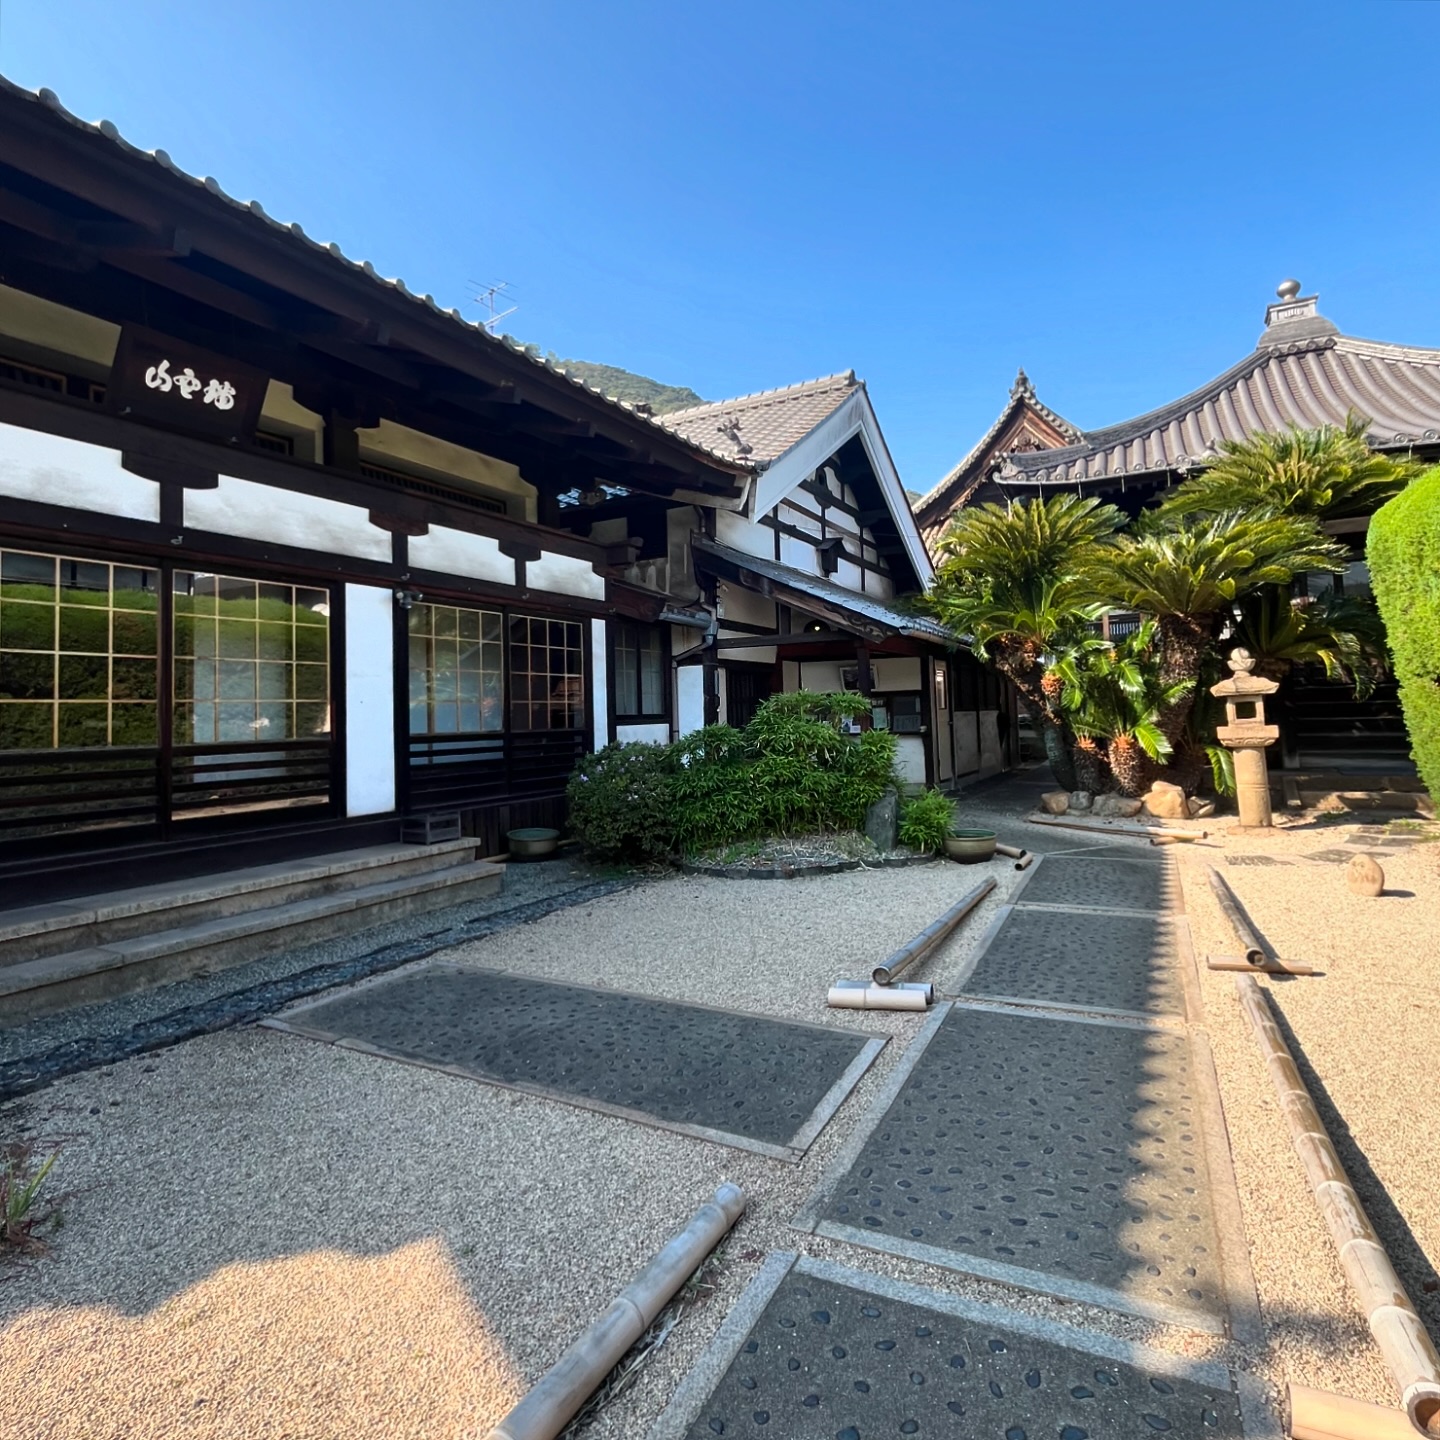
[661,371,859,464]
[0,75,751,480]
[694,538,954,645]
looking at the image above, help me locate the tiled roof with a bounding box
[914,368,1079,517]
[1001,301,1440,488]
[694,538,955,644]
[0,76,749,475]
[662,372,860,463]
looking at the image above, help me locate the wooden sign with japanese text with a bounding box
[108,326,268,443]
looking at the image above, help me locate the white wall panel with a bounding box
[779,535,819,574]
[872,657,923,691]
[714,510,773,556]
[189,476,391,561]
[527,550,605,599]
[615,722,670,745]
[895,736,928,786]
[591,618,609,749]
[344,583,396,816]
[409,526,514,585]
[677,666,705,737]
[0,423,158,522]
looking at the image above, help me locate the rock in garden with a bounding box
[864,788,898,851]
[1093,794,1143,818]
[1188,798,1216,819]
[1142,780,1189,820]
[1040,790,1070,815]
[1346,853,1385,897]
[1069,791,1093,811]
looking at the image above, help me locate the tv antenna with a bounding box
[470,280,518,334]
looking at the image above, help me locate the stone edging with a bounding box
[679,854,938,880]
[0,876,642,1105]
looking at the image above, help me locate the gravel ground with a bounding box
[4,777,1430,1437]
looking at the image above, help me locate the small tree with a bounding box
[1368,465,1440,800]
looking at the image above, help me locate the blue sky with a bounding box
[4,1,1439,489]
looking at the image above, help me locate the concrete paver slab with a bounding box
[796,1003,1240,1332]
[1015,855,1178,913]
[960,907,1188,1019]
[651,1255,1269,1440]
[266,963,885,1160]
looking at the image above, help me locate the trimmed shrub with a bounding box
[668,725,761,855]
[1368,466,1440,800]
[897,788,956,853]
[565,740,678,864]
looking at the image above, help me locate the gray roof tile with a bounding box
[661,372,860,463]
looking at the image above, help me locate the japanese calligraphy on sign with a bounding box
[109,326,265,443]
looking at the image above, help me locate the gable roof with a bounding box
[0,76,750,480]
[913,369,1079,531]
[1001,294,1440,490]
[661,372,860,464]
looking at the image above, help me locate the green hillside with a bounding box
[552,359,705,415]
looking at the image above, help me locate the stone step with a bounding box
[0,840,480,967]
[0,859,504,1026]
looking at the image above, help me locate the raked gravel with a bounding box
[4,787,1430,1437]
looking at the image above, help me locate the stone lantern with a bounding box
[1211,648,1280,829]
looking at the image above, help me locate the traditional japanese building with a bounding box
[911,368,1079,548]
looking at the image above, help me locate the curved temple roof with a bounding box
[1001,294,1440,489]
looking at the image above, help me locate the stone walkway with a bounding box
[660,828,1274,1437]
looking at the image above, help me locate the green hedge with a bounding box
[1368,464,1440,800]
[566,691,900,864]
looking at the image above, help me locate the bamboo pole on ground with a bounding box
[1289,1384,1419,1440]
[871,877,996,985]
[1236,977,1440,1436]
[1026,814,1206,842]
[1208,865,1267,964]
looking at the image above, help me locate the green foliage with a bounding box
[546,358,705,416]
[566,694,900,863]
[1157,416,1421,522]
[1368,465,1440,799]
[1232,587,1388,699]
[897,788,956,852]
[2,1141,59,1249]
[566,740,678,864]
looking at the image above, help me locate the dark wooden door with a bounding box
[725,666,773,729]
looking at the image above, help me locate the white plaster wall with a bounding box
[714,510,773,557]
[716,582,775,628]
[527,550,605,600]
[835,558,865,592]
[872,657,922,691]
[409,526,515,586]
[779,534,819,574]
[719,643,776,665]
[867,571,896,601]
[782,661,801,691]
[954,712,981,777]
[798,660,846,692]
[978,710,1004,777]
[676,667,705,737]
[895,736,928,787]
[0,424,159,522]
[344,583,396,816]
[616,722,670,745]
[590,618,609,750]
[189,476,392,562]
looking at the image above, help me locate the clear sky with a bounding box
[4,1,1439,490]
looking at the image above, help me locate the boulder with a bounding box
[864,789,898,852]
[1069,791,1093,812]
[1040,790,1070,816]
[1188,798,1216,819]
[1346,853,1385,898]
[1093,794,1144,818]
[1142,781,1189,821]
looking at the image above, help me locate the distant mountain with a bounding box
[553,359,705,415]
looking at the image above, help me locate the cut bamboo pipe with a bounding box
[1237,977,1440,1436]
[484,1183,747,1440]
[1206,955,1320,977]
[1290,1384,1419,1440]
[994,843,1034,870]
[1027,814,1206,842]
[1208,865,1267,965]
[828,982,932,1011]
[872,877,996,985]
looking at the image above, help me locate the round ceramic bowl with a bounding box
[507,826,560,859]
[944,828,997,863]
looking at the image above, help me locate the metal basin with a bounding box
[507,827,560,859]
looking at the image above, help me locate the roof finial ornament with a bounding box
[1276,278,1302,301]
[1010,367,1034,400]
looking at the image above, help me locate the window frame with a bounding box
[610,619,671,726]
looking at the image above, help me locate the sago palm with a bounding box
[930,495,1123,787]
[1053,623,1192,797]
[1109,510,1347,745]
[1232,587,1388,699]
[1157,415,1420,522]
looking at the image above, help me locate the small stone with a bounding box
[864,788,899,851]
[1040,790,1070,815]
[1069,791,1093,811]
[1142,781,1188,820]
[1093,794,1143,818]
[1188,798,1216,819]
[1346,853,1385,897]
